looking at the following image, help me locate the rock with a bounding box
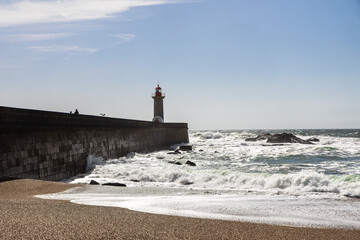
[344,194,360,199]
[89,180,100,185]
[185,160,196,166]
[199,149,204,152]
[307,137,320,142]
[245,133,271,142]
[244,137,257,142]
[168,161,182,165]
[180,179,193,185]
[261,144,285,146]
[177,145,192,151]
[102,182,126,187]
[167,151,181,155]
[267,133,313,144]
[245,133,316,145]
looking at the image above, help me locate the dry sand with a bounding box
[0,179,359,240]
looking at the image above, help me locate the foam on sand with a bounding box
[37,185,360,229]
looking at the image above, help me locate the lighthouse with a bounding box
[152,84,165,122]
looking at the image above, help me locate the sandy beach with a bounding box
[0,179,359,240]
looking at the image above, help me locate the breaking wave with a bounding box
[68,129,360,198]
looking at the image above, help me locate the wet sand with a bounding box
[1,179,359,240]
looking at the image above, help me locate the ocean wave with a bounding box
[71,153,360,198]
[68,129,360,198]
[86,155,104,171]
[194,132,223,139]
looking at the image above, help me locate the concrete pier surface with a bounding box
[0,106,188,181]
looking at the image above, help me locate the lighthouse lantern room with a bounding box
[152,84,165,122]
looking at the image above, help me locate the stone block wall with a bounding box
[0,106,188,181]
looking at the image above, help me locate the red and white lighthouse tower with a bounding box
[152,84,165,122]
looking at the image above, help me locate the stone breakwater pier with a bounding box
[0,106,188,181]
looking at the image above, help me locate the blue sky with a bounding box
[1,0,359,130]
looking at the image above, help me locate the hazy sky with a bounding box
[1,0,359,130]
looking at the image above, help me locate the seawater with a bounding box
[69,129,360,197]
[39,129,360,229]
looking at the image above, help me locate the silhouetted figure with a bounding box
[74,109,79,115]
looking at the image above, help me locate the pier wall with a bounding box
[0,106,188,181]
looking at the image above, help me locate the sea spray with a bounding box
[86,155,104,171]
[68,130,360,197]
[54,129,360,228]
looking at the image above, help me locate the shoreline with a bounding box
[37,183,360,230]
[1,179,360,239]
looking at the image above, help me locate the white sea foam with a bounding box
[37,186,360,229]
[86,155,104,171]
[59,130,360,228]
[67,131,360,197]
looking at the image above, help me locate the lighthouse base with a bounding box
[152,116,164,123]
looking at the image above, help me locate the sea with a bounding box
[38,129,360,229]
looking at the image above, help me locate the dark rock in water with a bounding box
[245,133,271,142]
[344,194,360,199]
[130,179,140,182]
[261,144,285,147]
[102,182,126,187]
[168,161,182,165]
[185,160,196,166]
[307,137,320,142]
[245,137,257,142]
[177,145,192,151]
[199,149,204,152]
[246,133,316,145]
[180,179,193,185]
[267,133,313,144]
[89,180,100,185]
[167,151,181,155]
